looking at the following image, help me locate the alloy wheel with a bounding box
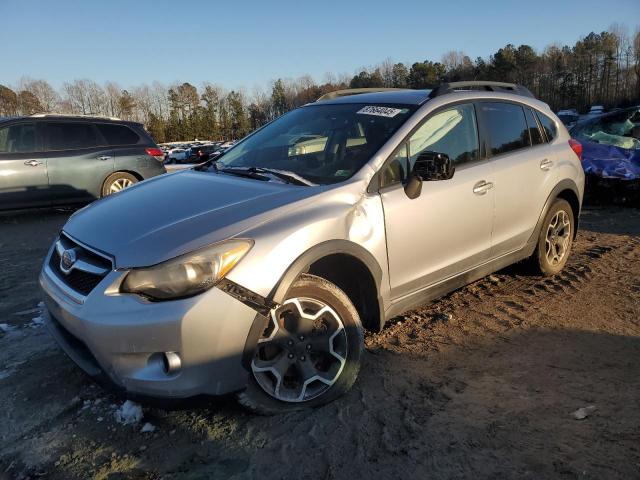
[251,297,348,403]
[545,210,571,266]
[109,178,134,194]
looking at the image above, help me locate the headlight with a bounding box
[120,239,253,301]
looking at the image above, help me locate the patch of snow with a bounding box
[0,323,16,333]
[0,369,13,380]
[571,405,596,420]
[114,400,143,425]
[29,315,45,328]
[140,422,156,433]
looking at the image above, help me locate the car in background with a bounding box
[585,105,605,120]
[557,109,580,129]
[164,144,226,172]
[570,106,640,181]
[166,147,188,162]
[0,114,165,210]
[187,144,224,163]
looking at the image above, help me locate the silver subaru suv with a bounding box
[40,82,585,414]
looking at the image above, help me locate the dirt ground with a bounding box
[1,206,639,480]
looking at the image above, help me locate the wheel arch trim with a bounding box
[527,178,582,254]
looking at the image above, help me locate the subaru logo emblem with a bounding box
[61,249,77,272]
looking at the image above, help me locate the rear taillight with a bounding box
[145,147,165,162]
[568,139,582,161]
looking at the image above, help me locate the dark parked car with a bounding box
[0,114,166,210]
[187,144,224,163]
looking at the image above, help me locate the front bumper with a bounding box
[40,259,260,399]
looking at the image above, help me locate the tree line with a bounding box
[1,25,638,143]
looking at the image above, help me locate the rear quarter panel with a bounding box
[114,147,166,180]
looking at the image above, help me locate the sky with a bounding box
[1,0,638,92]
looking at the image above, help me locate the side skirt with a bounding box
[384,241,535,322]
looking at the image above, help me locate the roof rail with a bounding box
[30,113,122,121]
[428,81,535,99]
[317,88,408,102]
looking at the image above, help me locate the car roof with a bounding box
[0,114,142,126]
[315,89,432,106]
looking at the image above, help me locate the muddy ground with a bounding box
[0,206,639,480]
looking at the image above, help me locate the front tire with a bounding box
[237,274,364,415]
[530,198,574,275]
[101,172,138,197]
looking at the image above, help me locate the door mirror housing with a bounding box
[404,151,455,199]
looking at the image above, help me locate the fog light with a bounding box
[162,351,181,374]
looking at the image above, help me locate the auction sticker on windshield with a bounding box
[357,106,404,117]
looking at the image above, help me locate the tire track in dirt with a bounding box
[368,233,637,350]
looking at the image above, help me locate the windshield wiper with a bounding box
[215,165,270,181]
[248,167,316,186]
[197,163,315,186]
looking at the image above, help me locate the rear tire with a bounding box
[529,198,574,276]
[237,274,364,415]
[101,172,138,197]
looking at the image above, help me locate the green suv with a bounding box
[0,114,165,210]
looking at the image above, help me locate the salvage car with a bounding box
[0,114,165,209]
[570,106,640,180]
[40,82,584,414]
[557,109,579,129]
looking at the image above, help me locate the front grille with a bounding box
[48,234,112,296]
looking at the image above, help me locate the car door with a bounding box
[0,121,50,209]
[478,102,555,257]
[44,121,115,204]
[380,103,494,300]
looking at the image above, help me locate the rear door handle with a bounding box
[540,158,553,171]
[98,155,112,161]
[473,180,494,195]
[24,160,43,167]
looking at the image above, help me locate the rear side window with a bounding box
[524,108,544,145]
[480,102,530,156]
[536,112,558,142]
[0,123,37,153]
[46,122,99,150]
[96,124,140,145]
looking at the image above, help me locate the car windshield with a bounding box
[572,108,640,150]
[202,103,417,185]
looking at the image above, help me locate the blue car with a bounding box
[570,106,640,181]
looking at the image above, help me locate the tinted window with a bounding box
[524,108,544,145]
[46,122,99,150]
[481,102,530,155]
[96,124,140,145]
[536,111,558,141]
[0,123,37,153]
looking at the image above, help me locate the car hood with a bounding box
[64,170,319,267]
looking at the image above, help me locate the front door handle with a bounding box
[473,180,494,195]
[98,155,112,161]
[24,160,43,167]
[540,158,553,171]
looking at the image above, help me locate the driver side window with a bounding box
[381,103,479,187]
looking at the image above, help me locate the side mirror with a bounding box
[404,151,455,199]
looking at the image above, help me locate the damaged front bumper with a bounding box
[40,260,267,399]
